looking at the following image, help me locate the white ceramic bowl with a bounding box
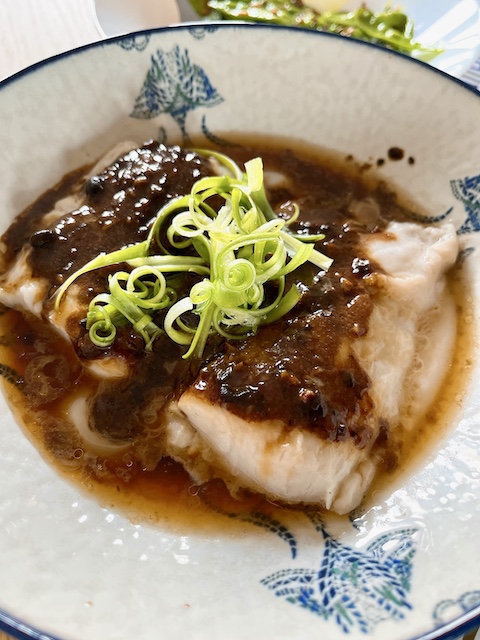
[0,24,480,640]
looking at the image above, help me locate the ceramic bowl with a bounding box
[0,24,479,640]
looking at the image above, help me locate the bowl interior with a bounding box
[0,24,480,640]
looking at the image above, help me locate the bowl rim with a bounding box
[1,20,480,98]
[0,21,479,640]
[1,600,478,640]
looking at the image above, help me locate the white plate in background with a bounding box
[93,0,180,36]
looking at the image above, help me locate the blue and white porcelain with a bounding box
[0,24,479,640]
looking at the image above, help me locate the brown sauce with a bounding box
[0,136,472,532]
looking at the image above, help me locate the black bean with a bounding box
[85,176,104,197]
[30,229,55,247]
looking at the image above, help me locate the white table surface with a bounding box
[0,1,478,639]
[0,0,102,80]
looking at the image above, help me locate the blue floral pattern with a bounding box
[197,489,298,558]
[405,207,453,225]
[131,45,224,139]
[403,172,480,238]
[433,591,480,626]
[450,174,480,234]
[261,514,417,634]
[116,35,151,51]
[189,26,221,39]
[203,499,417,633]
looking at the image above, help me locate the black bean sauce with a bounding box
[0,138,466,528]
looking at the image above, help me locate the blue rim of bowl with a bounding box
[0,21,479,640]
[1,19,480,96]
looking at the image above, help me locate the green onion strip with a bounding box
[55,150,333,359]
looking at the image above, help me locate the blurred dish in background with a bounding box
[94,0,180,36]
[398,0,480,77]
[180,0,480,78]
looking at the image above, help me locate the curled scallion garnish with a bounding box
[55,150,332,358]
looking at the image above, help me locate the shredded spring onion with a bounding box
[55,150,333,359]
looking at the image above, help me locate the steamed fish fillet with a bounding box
[171,398,378,514]
[0,141,137,324]
[0,141,201,382]
[0,229,129,382]
[170,221,459,514]
[0,192,85,318]
[354,222,459,432]
[0,137,460,515]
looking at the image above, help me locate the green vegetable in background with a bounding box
[55,151,332,360]
[188,0,443,61]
